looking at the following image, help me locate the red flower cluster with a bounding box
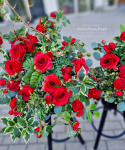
[0,78,5,87]
[0,36,3,45]
[88,88,101,99]
[118,65,125,78]
[61,66,71,82]
[19,85,34,101]
[114,91,123,96]
[35,126,43,138]
[7,79,20,91]
[72,120,79,130]
[72,100,84,117]
[114,78,125,90]
[8,98,22,117]
[120,31,125,41]
[103,42,116,53]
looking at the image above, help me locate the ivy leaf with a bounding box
[27,126,34,135]
[8,120,15,126]
[1,118,8,125]
[46,126,53,133]
[5,127,14,133]
[0,127,6,134]
[80,84,86,94]
[28,118,34,126]
[78,67,86,81]
[17,117,27,128]
[24,133,30,143]
[21,129,26,137]
[14,128,20,136]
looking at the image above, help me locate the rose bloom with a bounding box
[114,91,123,96]
[0,78,5,87]
[36,23,47,33]
[63,73,71,82]
[7,79,20,91]
[72,120,79,130]
[62,41,68,47]
[50,12,56,17]
[72,100,84,117]
[53,86,71,107]
[60,46,64,50]
[118,70,125,78]
[42,74,61,94]
[120,31,125,41]
[35,51,53,60]
[0,36,3,45]
[71,38,76,44]
[10,98,17,110]
[88,88,101,99]
[19,85,34,101]
[72,58,89,75]
[27,34,38,43]
[108,42,116,50]
[5,60,23,75]
[23,40,36,53]
[34,53,53,73]
[44,95,53,104]
[9,44,26,61]
[100,54,119,69]
[114,78,125,90]
[119,65,125,71]
[3,89,7,94]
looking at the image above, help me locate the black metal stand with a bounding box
[91,98,125,150]
[47,116,85,150]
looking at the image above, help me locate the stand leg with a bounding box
[70,117,85,144]
[94,102,109,150]
[47,116,53,150]
[123,111,125,122]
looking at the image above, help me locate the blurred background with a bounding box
[0,0,125,150]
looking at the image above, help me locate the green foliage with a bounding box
[85,59,93,67]
[93,111,100,118]
[120,24,125,33]
[77,45,83,52]
[54,106,62,114]
[78,67,86,81]
[90,104,96,110]
[17,117,27,128]
[82,108,87,120]
[0,94,10,104]
[117,102,125,111]
[64,111,71,121]
[87,111,93,123]
[23,58,34,70]
[93,52,101,61]
[1,118,8,125]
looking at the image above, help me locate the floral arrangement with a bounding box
[90,24,125,112]
[0,1,100,143]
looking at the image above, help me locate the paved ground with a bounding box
[0,4,125,150]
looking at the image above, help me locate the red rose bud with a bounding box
[65,67,71,74]
[77,128,82,133]
[60,46,64,50]
[0,36,3,45]
[36,132,42,138]
[113,67,118,71]
[3,89,7,94]
[114,91,123,96]
[88,88,101,99]
[81,42,84,47]
[48,20,53,28]
[71,38,76,44]
[101,40,106,44]
[63,73,71,82]
[10,98,17,110]
[35,125,43,131]
[120,31,125,41]
[87,53,91,57]
[50,12,56,17]
[0,78,5,87]
[62,41,68,47]
[36,23,47,33]
[72,120,79,130]
[14,30,16,33]
[77,52,83,58]
[68,79,73,84]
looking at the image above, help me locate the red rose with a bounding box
[118,70,125,78]
[27,34,38,43]
[71,38,76,44]
[114,78,125,90]
[72,100,84,117]
[0,78,5,87]
[19,85,34,101]
[14,111,22,117]
[119,65,125,71]
[90,75,97,81]
[35,51,53,60]
[0,36,3,45]
[8,109,14,115]
[42,74,61,94]
[81,42,84,46]
[65,67,71,74]
[48,20,53,28]
[120,31,125,41]
[103,45,111,53]
[9,44,26,61]
[3,89,7,94]
[34,53,53,73]
[53,87,71,107]
[63,73,71,82]
[45,95,53,104]
[10,98,17,110]
[23,40,36,53]
[62,41,68,47]
[88,88,101,99]
[50,12,56,17]
[36,132,42,138]
[108,42,116,50]
[36,23,47,33]
[7,79,20,91]
[72,58,89,75]
[100,54,119,69]
[35,125,43,131]
[5,60,23,75]
[114,91,123,96]
[61,66,66,75]
[72,120,79,130]
[60,46,64,50]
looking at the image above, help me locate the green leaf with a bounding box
[77,45,83,52]
[62,16,66,20]
[28,118,34,126]
[64,111,71,121]
[57,112,63,118]
[85,81,95,89]
[62,21,66,27]
[120,24,125,33]
[65,19,70,24]
[87,111,93,123]
[5,127,14,133]
[82,108,87,120]
[9,15,14,20]
[27,126,34,135]
[46,126,53,133]
[78,67,86,81]
[54,106,62,114]
[117,102,125,111]
[17,117,27,128]
[8,120,15,126]
[14,128,20,136]
[30,71,41,88]
[24,133,30,143]
[75,40,80,45]
[23,58,34,70]
[8,91,17,97]
[93,52,101,61]
[32,121,39,127]
[1,118,8,125]
[43,131,49,137]
[85,99,90,106]
[14,41,21,45]
[80,84,86,94]
[90,104,96,110]
[108,97,115,103]
[0,95,10,104]
[85,59,93,67]
[91,42,98,48]
[21,129,26,137]
[93,111,100,118]
[0,127,6,133]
